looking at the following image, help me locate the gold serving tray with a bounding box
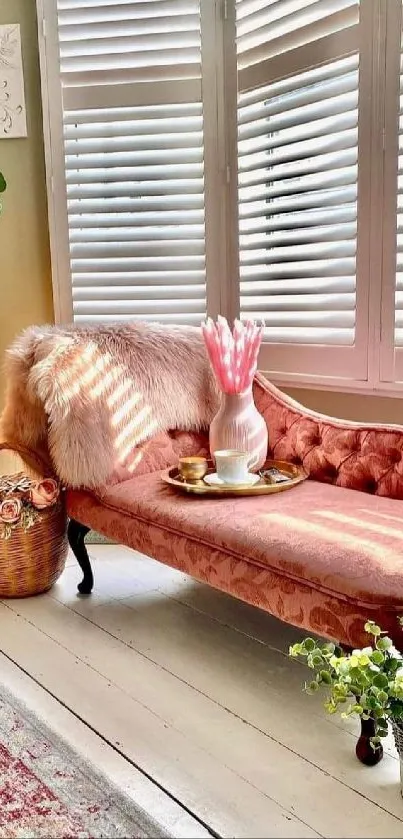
[161,459,307,497]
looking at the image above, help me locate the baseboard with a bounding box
[85,531,115,545]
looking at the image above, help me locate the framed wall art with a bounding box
[0,23,27,138]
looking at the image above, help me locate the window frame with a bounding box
[379,0,403,388]
[36,0,403,397]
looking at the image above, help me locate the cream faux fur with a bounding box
[1,322,219,488]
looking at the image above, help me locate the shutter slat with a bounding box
[240,258,356,279]
[65,147,203,167]
[59,15,199,41]
[58,1,199,23]
[64,102,202,127]
[240,206,356,233]
[74,299,205,315]
[72,271,205,287]
[67,195,205,214]
[241,276,355,295]
[240,222,356,249]
[74,313,206,324]
[71,256,205,271]
[67,180,203,198]
[56,0,205,326]
[70,240,205,258]
[68,210,204,228]
[69,225,205,243]
[260,327,354,345]
[65,164,204,183]
[241,292,355,312]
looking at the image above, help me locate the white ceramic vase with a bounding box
[209,388,268,471]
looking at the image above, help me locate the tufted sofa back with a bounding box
[253,374,403,500]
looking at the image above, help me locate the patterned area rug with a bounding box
[0,683,169,838]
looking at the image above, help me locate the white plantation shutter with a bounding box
[234,0,370,381]
[52,0,209,324]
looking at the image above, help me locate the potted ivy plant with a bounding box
[289,619,403,784]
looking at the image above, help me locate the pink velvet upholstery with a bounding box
[66,373,403,648]
[254,373,403,499]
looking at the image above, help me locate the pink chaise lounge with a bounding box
[66,372,403,652]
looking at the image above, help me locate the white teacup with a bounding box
[214,449,258,485]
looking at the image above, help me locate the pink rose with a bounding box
[0,497,22,524]
[30,478,59,510]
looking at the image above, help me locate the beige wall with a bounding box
[0,0,53,411]
[285,388,402,425]
[0,2,402,427]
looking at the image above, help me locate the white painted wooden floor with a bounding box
[1,545,403,838]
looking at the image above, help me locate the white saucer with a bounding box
[204,472,260,488]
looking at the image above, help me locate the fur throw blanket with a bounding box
[1,322,219,488]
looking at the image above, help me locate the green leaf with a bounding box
[373,673,389,689]
[324,701,338,715]
[376,637,393,651]
[358,654,371,667]
[0,172,6,194]
[365,621,381,637]
[371,650,385,665]
[319,669,332,685]
[304,638,316,653]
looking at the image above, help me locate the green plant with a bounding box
[289,619,403,744]
[0,171,6,212]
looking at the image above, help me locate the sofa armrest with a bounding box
[253,373,403,499]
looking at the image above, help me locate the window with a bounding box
[37,0,403,394]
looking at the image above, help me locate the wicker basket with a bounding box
[0,442,68,598]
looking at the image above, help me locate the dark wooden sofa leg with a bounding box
[67,519,94,594]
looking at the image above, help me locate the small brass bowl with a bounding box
[178,456,209,483]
